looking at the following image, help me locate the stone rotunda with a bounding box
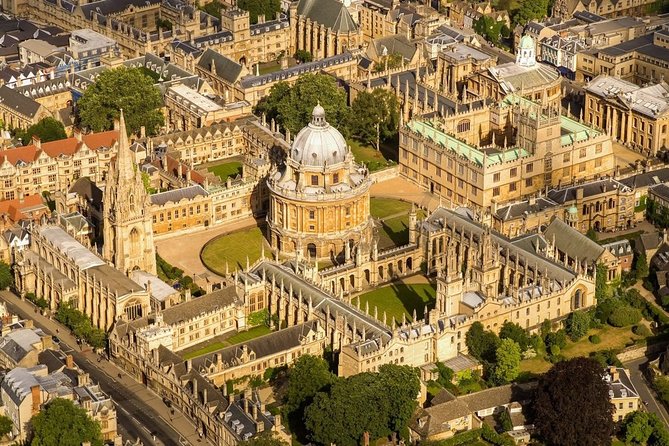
[266,104,373,262]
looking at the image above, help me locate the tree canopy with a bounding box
[284,355,335,417]
[635,252,649,279]
[465,321,500,363]
[0,262,13,290]
[238,431,289,446]
[77,66,163,136]
[348,89,399,150]
[565,311,590,341]
[0,415,12,438]
[512,0,549,25]
[473,16,505,45]
[254,74,349,135]
[533,358,614,446]
[490,339,521,385]
[31,398,103,446]
[238,0,281,24]
[304,364,420,446]
[498,321,530,351]
[15,117,66,144]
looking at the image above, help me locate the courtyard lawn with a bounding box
[349,139,391,172]
[370,197,413,219]
[201,226,269,272]
[208,161,243,182]
[519,325,645,375]
[357,283,436,325]
[377,209,427,249]
[181,325,273,360]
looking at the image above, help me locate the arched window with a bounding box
[457,119,471,133]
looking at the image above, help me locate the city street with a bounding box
[0,291,209,446]
[625,356,669,427]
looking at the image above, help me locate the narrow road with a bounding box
[625,357,669,428]
[0,291,204,446]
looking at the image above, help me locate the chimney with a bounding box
[576,188,584,201]
[185,359,192,372]
[202,387,208,404]
[77,372,90,387]
[257,14,265,24]
[24,319,33,328]
[31,385,41,414]
[66,354,74,369]
[252,403,258,420]
[31,135,41,149]
[273,414,281,431]
[140,126,146,138]
[609,366,619,382]
[73,127,82,142]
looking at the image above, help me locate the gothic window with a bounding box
[456,119,470,133]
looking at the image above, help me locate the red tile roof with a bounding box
[0,194,47,222]
[0,130,119,166]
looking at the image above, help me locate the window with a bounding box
[510,168,517,177]
[333,173,339,183]
[309,210,315,219]
[493,172,500,182]
[526,163,533,173]
[509,182,517,192]
[493,187,500,196]
[311,175,318,186]
[580,148,587,158]
[525,178,532,187]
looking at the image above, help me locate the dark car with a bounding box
[52,336,61,344]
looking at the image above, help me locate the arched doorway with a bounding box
[572,289,582,310]
[307,243,317,259]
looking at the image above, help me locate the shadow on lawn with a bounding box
[386,283,435,324]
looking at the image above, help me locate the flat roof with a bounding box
[168,84,223,113]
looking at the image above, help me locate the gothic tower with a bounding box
[103,110,157,275]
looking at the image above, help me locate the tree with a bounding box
[490,339,521,385]
[253,74,348,135]
[199,0,225,19]
[284,355,335,416]
[533,358,614,446]
[473,16,504,45]
[498,321,530,351]
[512,0,549,25]
[0,415,12,438]
[0,262,12,290]
[372,53,403,73]
[31,398,103,446]
[15,117,66,144]
[238,0,281,24]
[238,431,289,446]
[349,89,400,150]
[595,262,608,300]
[295,50,313,63]
[586,228,598,241]
[304,365,420,446]
[608,305,642,327]
[465,321,500,362]
[77,66,163,136]
[635,252,649,280]
[565,311,590,341]
[622,411,656,444]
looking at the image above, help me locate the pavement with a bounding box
[370,177,441,212]
[0,290,211,446]
[625,356,669,428]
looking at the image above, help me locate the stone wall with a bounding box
[616,340,669,363]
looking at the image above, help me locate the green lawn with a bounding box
[370,197,413,219]
[357,283,436,325]
[257,61,282,75]
[520,325,645,374]
[349,139,392,172]
[377,210,427,249]
[208,161,243,182]
[181,325,272,360]
[201,226,269,271]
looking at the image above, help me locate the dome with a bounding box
[290,104,348,167]
[519,34,535,50]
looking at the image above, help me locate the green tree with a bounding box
[15,117,66,144]
[238,431,288,446]
[199,0,225,19]
[595,262,608,300]
[490,339,521,385]
[31,398,103,446]
[435,362,454,387]
[284,355,335,422]
[565,311,590,341]
[77,66,163,136]
[253,74,348,135]
[378,364,420,433]
[0,415,12,437]
[533,358,614,446]
[622,411,656,444]
[238,0,281,24]
[473,16,504,45]
[635,252,649,280]
[466,321,500,362]
[0,262,13,290]
[608,305,642,327]
[349,89,399,150]
[512,0,549,25]
[498,321,530,351]
[586,228,598,241]
[372,53,404,73]
[295,50,313,63]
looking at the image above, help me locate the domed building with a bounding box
[267,104,373,262]
[466,34,562,107]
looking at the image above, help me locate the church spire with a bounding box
[116,109,136,182]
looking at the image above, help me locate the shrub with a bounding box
[591,349,623,368]
[549,345,561,356]
[566,311,591,341]
[608,306,643,327]
[633,324,652,337]
[589,335,601,344]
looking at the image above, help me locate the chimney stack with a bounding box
[31,385,41,414]
[66,354,74,369]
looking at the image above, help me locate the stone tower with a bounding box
[103,110,157,275]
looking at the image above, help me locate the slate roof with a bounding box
[80,0,161,18]
[87,264,144,296]
[619,167,669,189]
[161,286,239,325]
[650,183,669,202]
[0,85,42,118]
[150,185,208,206]
[297,0,358,32]
[543,217,604,263]
[197,48,244,83]
[370,35,416,60]
[547,178,631,203]
[69,177,103,210]
[495,197,559,221]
